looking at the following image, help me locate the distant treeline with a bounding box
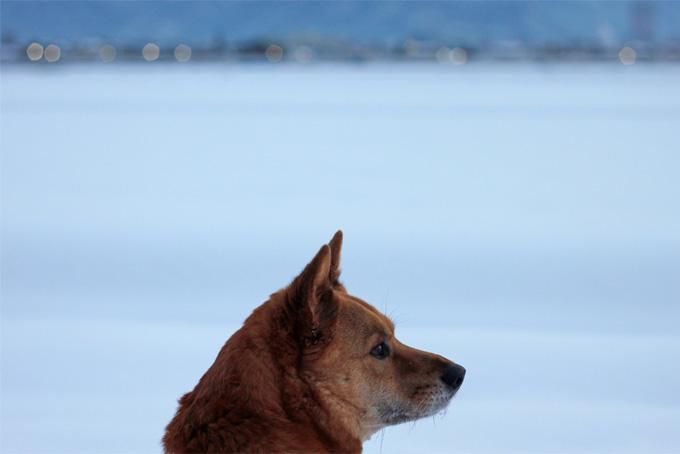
[3,36,680,65]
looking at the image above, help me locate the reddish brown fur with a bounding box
[163,231,463,453]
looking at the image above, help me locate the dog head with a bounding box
[284,231,465,440]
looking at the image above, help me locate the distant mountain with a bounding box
[2,1,680,48]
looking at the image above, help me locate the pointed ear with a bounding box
[290,244,333,333]
[328,230,343,286]
[307,244,332,296]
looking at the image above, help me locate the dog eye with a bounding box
[370,342,390,359]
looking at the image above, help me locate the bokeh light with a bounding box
[265,44,283,62]
[99,44,116,63]
[26,42,44,61]
[436,46,468,65]
[142,43,160,61]
[451,47,468,65]
[435,46,450,63]
[44,44,61,63]
[174,44,192,62]
[619,46,637,65]
[293,45,313,63]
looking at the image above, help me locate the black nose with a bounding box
[441,363,466,390]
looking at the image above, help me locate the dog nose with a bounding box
[441,363,466,390]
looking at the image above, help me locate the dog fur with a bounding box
[163,231,464,453]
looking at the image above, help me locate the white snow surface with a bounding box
[2,63,680,453]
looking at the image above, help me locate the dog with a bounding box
[163,231,465,453]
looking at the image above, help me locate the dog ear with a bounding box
[328,230,343,286]
[290,244,334,334]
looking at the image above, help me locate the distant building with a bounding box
[630,1,656,43]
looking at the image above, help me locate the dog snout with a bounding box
[440,363,466,390]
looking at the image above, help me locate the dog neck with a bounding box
[165,293,364,453]
[265,294,365,452]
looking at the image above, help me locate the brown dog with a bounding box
[163,231,465,453]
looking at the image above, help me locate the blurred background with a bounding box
[1,1,679,453]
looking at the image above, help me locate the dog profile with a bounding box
[163,231,465,453]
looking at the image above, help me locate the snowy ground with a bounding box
[2,63,680,453]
